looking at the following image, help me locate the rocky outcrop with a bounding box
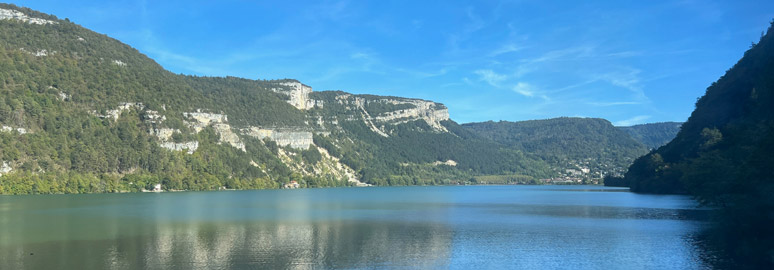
[433,160,458,166]
[112,60,127,67]
[183,111,228,131]
[243,127,313,149]
[160,141,198,154]
[183,111,245,151]
[58,91,69,101]
[0,161,12,176]
[144,110,165,124]
[0,8,57,25]
[352,97,391,137]
[315,146,370,186]
[325,94,450,135]
[1,126,27,134]
[149,128,200,153]
[91,102,143,121]
[271,81,316,110]
[372,99,450,132]
[149,128,176,141]
[213,123,245,151]
[20,48,55,57]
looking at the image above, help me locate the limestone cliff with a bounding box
[271,81,319,110]
[243,127,313,149]
[94,101,362,184]
[371,98,450,132]
[183,111,245,151]
[310,92,451,136]
[0,8,57,25]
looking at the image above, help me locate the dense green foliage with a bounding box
[463,118,649,180]
[618,122,682,149]
[601,175,628,187]
[315,118,552,186]
[0,4,352,193]
[470,174,541,185]
[184,76,307,127]
[624,21,774,268]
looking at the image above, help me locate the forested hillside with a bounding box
[463,118,649,181]
[623,21,774,268]
[618,122,682,149]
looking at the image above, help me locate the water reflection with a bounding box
[1,220,452,269]
[0,186,712,269]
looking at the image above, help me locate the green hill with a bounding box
[617,122,682,149]
[463,118,649,182]
[623,21,774,268]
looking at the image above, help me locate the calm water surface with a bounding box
[0,185,710,269]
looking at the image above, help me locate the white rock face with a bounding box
[243,127,313,149]
[372,99,450,132]
[353,97,390,137]
[150,128,200,154]
[144,110,165,124]
[19,48,56,57]
[112,60,127,67]
[184,111,228,132]
[1,125,28,134]
[160,141,199,154]
[0,8,57,25]
[31,49,51,56]
[433,160,458,166]
[271,81,317,110]
[183,111,245,151]
[104,102,143,121]
[315,145,370,187]
[213,123,245,151]
[331,94,451,135]
[150,128,177,141]
[58,91,69,101]
[0,161,12,176]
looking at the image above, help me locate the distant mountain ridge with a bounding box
[462,118,656,180]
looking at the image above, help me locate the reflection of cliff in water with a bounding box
[1,221,452,269]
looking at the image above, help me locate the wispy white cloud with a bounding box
[587,101,643,106]
[350,52,370,59]
[546,78,599,93]
[396,67,451,78]
[489,43,526,57]
[614,115,651,126]
[604,51,642,58]
[512,82,534,97]
[447,6,487,53]
[472,69,551,101]
[596,68,649,101]
[474,69,507,87]
[525,46,596,64]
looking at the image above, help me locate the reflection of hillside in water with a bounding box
[1,221,453,269]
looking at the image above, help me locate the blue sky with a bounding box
[14,0,774,125]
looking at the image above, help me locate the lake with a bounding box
[0,185,710,269]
